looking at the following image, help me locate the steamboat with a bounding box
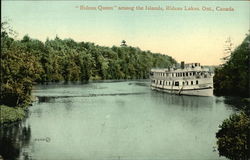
[150,62,214,96]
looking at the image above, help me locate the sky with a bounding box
[2,0,249,65]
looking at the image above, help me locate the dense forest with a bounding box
[0,22,176,108]
[215,34,250,160]
[213,34,250,97]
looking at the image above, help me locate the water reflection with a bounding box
[37,96,56,103]
[0,123,31,160]
[151,91,214,108]
[37,92,147,103]
[223,96,250,115]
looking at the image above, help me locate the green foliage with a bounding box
[1,21,176,108]
[216,112,250,160]
[35,37,176,82]
[214,34,250,97]
[0,105,25,124]
[1,28,43,107]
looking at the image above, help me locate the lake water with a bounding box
[0,80,236,160]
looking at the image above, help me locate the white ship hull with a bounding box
[151,85,213,97]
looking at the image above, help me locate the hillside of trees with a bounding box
[213,34,250,97]
[215,34,250,160]
[0,22,176,107]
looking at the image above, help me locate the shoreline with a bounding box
[0,105,27,127]
[0,96,37,127]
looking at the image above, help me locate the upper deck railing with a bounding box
[151,66,210,73]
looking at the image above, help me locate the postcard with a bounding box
[1,0,249,160]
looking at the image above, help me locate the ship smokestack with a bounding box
[181,61,185,69]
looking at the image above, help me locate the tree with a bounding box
[221,37,233,62]
[216,112,250,160]
[1,21,177,97]
[1,36,42,106]
[214,34,250,97]
[120,40,127,47]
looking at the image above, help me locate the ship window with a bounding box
[189,72,192,76]
[169,82,171,85]
[193,72,195,76]
[172,73,174,77]
[196,80,199,85]
[191,81,193,85]
[182,81,185,85]
[175,81,179,86]
[186,81,189,85]
[186,72,188,76]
